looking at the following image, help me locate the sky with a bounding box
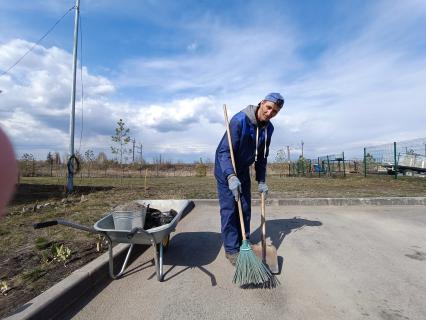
[0,0,425,163]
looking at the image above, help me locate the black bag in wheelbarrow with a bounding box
[113,201,178,230]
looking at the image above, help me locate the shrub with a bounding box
[194,158,207,177]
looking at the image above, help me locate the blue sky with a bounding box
[0,0,425,163]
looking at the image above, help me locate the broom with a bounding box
[223,104,277,287]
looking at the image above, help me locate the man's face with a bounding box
[258,100,280,122]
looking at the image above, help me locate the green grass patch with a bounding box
[20,266,47,283]
[34,237,51,250]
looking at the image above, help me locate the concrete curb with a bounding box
[4,197,424,319]
[4,243,130,320]
[192,197,426,206]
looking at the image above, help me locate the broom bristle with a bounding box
[233,240,279,287]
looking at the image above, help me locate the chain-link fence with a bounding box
[268,156,362,177]
[17,138,426,180]
[364,138,426,178]
[316,153,346,177]
[269,138,425,179]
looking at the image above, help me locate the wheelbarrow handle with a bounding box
[57,219,98,233]
[33,219,99,234]
[33,220,58,229]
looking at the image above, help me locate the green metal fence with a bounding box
[270,138,425,179]
[364,138,426,178]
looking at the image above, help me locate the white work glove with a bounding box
[258,182,269,199]
[227,174,241,201]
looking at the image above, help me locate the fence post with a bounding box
[309,159,312,177]
[363,147,367,177]
[342,152,346,177]
[327,155,330,176]
[393,141,397,180]
[318,157,320,177]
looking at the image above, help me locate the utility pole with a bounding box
[140,144,143,163]
[287,145,291,176]
[132,139,135,163]
[66,0,80,193]
[136,143,143,162]
[135,143,143,176]
[301,140,304,158]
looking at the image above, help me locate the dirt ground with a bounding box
[1,174,425,317]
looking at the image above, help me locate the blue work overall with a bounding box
[214,107,273,254]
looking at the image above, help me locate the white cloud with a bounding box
[115,21,298,96]
[267,2,426,158]
[0,39,115,157]
[110,2,426,159]
[1,1,426,162]
[129,96,221,133]
[187,42,198,52]
[1,108,68,158]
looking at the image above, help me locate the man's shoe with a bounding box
[225,252,239,266]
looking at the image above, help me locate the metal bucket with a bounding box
[112,209,146,231]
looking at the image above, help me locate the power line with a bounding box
[0,5,76,78]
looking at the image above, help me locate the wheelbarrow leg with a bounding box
[152,240,164,281]
[107,236,135,279]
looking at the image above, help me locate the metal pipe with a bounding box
[67,0,80,193]
[394,142,397,180]
[343,152,346,177]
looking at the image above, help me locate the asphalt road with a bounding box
[62,204,426,320]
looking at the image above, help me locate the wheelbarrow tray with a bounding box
[96,199,192,281]
[94,199,189,245]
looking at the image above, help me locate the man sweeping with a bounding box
[215,93,284,266]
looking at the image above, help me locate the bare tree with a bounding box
[46,152,54,177]
[111,119,132,177]
[97,152,109,176]
[54,152,61,165]
[275,148,288,177]
[84,149,95,178]
[21,153,35,177]
[111,119,131,164]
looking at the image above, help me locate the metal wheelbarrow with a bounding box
[33,199,193,282]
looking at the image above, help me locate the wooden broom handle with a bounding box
[261,192,266,262]
[223,104,247,240]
